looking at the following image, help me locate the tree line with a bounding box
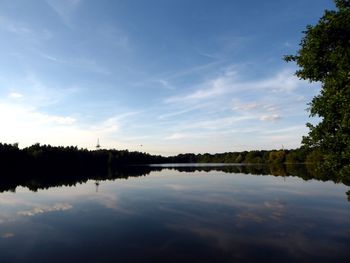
[0,142,165,174]
[166,147,322,165]
[0,142,324,169]
[0,155,348,200]
[0,142,348,199]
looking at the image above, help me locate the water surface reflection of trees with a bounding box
[0,164,348,197]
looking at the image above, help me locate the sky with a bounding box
[0,0,335,155]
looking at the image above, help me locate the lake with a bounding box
[0,164,349,262]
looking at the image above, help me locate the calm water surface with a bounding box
[0,165,349,262]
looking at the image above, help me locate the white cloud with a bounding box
[165,133,190,140]
[0,103,75,125]
[4,73,81,108]
[0,62,317,153]
[165,70,236,104]
[0,101,141,149]
[232,102,260,111]
[1,233,14,239]
[40,115,76,125]
[186,77,228,100]
[17,203,73,216]
[159,67,316,141]
[232,101,282,115]
[0,70,141,150]
[0,103,81,144]
[92,117,121,134]
[257,69,301,93]
[148,65,320,153]
[164,67,309,106]
[259,114,281,121]
[8,92,23,99]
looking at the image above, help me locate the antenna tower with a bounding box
[96,138,101,149]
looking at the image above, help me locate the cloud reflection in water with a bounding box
[0,167,349,262]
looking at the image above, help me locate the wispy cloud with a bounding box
[70,57,111,74]
[158,103,210,120]
[0,100,140,149]
[176,115,256,131]
[257,69,304,93]
[17,203,72,216]
[39,52,111,74]
[7,73,79,106]
[156,79,175,90]
[0,0,327,155]
[97,24,131,51]
[4,23,33,35]
[0,16,52,41]
[146,65,319,152]
[162,66,317,127]
[8,92,24,99]
[165,70,235,104]
[39,53,66,63]
[165,133,191,140]
[0,102,77,139]
[159,60,224,82]
[90,112,138,135]
[46,0,82,27]
[259,114,281,121]
[0,72,143,149]
[232,102,260,111]
[128,61,222,93]
[1,233,15,239]
[165,68,310,105]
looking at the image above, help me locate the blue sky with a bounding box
[0,0,334,155]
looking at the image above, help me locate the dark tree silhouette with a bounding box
[285,0,350,176]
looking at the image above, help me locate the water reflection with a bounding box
[0,165,349,262]
[1,163,349,193]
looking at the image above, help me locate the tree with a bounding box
[268,150,286,164]
[285,0,350,176]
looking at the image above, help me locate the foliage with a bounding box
[0,142,330,171]
[285,0,350,176]
[285,147,306,164]
[305,148,324,164]
[268,150,286,164]
[244,151,264,164]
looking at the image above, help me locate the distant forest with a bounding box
[0,142,323,172]
[1,142,348,200]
